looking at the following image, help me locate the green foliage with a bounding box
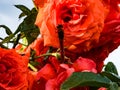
[60,72,111,90]
[103,62,120,86]
[0,25,12,35]
[60,62,120,90]
[1,34,14,44]
[15,5,40,45]
[105,62,118,75]
[108,82,119,90]
[0,4,39,48]
[14,5,31,18]
[101,72,120,84]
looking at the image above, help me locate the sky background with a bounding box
[0,0,120,74]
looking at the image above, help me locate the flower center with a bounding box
[59,3,87,24]
[0,64,7,73]
[61,7,72,22]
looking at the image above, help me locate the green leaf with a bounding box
[43,47,53,61]
[0,25,12,35]
[30,61,39,66]
[105,62,118,75]
[0,37,3,40]
[15,5,31,16]
[14,7,39,45]
[12,34,21,48]
[19,12,26,18]
[1,34,14,44]
[0,43,8,49]
[101,72,120,85]
[30,49,36,59]
[108,82,119,90]
[60,72,111,90]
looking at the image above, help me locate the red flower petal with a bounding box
[36,64,56,80]
[73,57,97,73]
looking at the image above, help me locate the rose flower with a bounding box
[0,48,28,90]
[35,0,108,53]
[28,55,97,90]
[80,2,120,72]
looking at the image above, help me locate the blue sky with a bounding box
[0,0,34,35]
[0,0,120,74]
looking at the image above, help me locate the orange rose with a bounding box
[35,0,107,52]
[0,48,28,90]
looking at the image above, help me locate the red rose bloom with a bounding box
[29,56,97,90]
[80,2,120,72]
[73,57,97,73]
[35,0,108,52]
[98,87,107,90]
[0,48,28,90]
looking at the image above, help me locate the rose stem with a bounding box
[13,34,21,48]
[28,63,38,72]
[57,24,65,62]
